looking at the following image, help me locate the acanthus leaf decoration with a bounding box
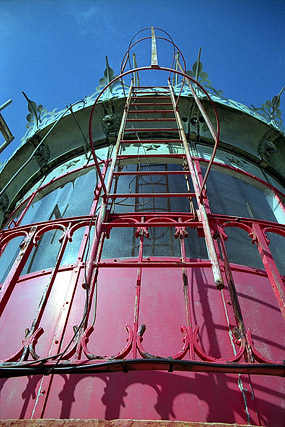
[22,91,47,130]
[250,86,285,132]
[186,50,228,101]
[96,56,118,94]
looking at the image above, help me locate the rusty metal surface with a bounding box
[0,27,285,426]
[0,420,261,427]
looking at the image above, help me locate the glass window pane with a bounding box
[111,163,194,214]
[143,227,180,257]
[21,169,96,225]
[203,167,277,222]
[0,236,24,283]
[101,227,139,259]
[21,229,63,274]
[113,163,190,193]
[3,203,26,229]
[61,227,88,266]
[112,196,191,214]
[267,232,285,275]
[184,228,208,259]
[224,227,264,270]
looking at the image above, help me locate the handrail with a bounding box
[89,66,220,200]
[175,59,220,200]
[120,36,187,77]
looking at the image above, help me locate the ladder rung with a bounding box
[131,96,171,99]
[128,110,174,114]
[108,193,195,199]
[97,261,211,268]
[120,139,183,144]
[126,118,176,122]
[124,128,179,132]
[132,91,170,94]
[114,171,190,176]
[102,221,202,228]
[117,154,186,159]
[130,103,173,106]
[133,86,169,89]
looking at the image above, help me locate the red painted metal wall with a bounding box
[0,27,285,426]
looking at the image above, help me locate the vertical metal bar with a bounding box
[132,233,144,358]
[22,226,71,360]
[133,53,140,87]
[151,27,158,67]
[252,223,285,320]
[193,159,211,215]
[179,228,195,359]
[217,224,254,362]
[175,52,179,86]
[168,81,224,289]
[195,48,202,82]
[14,190,38,226]
[175,59,220,200]
[0,227,36,313]
[84,81,134,290]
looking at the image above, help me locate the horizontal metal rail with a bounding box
[128,110,174,114]
[1,359,283,378]
[129,102,173,106]
[108,192,195,198]
[97,261,211,268]
[133,86,169,89]
[124,128,178,132]
[120,139,182,143]
[102,221,201,227]
[113,171,190,175]
[131,96,171,99]
[132,90,169,94]
[117,154,186,159]
[126,118,176,122]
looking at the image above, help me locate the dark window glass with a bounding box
[61,227,87,266]
[184,228,208,259]
[267,232,285,275]
[4,203,26,229]
[143,227,180,257]
[111,163,194,214]
[21,229,62,274]
[224,227,264,270]
[20,227,88,275]
[203,167,277,222]
[21,169,96,225]
[101,227,139,259]
[0,236,24,283]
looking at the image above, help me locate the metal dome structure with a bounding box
[0,27,284,426]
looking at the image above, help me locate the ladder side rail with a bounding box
[175,59,220,200]
[84,81,134,290]
[168,81,224,289]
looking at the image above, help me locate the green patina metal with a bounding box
[21,54,285,144]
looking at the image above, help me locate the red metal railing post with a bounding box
[168,81,224,290]
[252,223,285,320]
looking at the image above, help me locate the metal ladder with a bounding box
[88,81,224,291]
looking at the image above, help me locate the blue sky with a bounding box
[1,0,284,164]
